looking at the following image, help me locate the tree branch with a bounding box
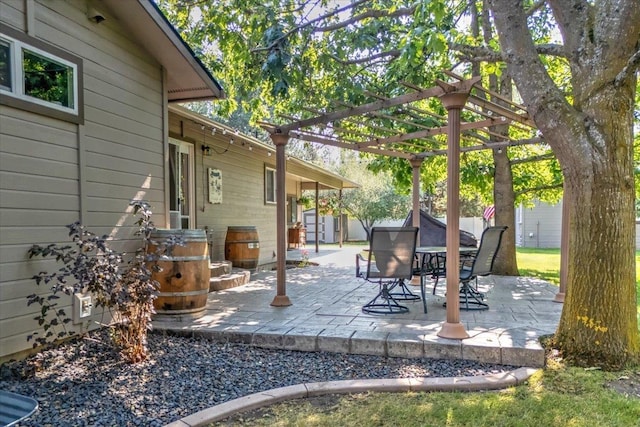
[615,48,640,87]
[327,49,401,65]
[547,0,592,54]
[515,183,563,196]
[450,42,566,63]
[250,0,370,53]
[526,0,547,17]
[510,152,556,165]
[313,6,417,32]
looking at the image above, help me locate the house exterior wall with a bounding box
[516,200,563,248]
[516,200,640,249]
[169,113,301,269]
[0,0,166,360]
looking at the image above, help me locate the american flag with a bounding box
[483,205,495,220]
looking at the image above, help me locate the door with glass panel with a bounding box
[168,139,194,229]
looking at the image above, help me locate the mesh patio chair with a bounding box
[458,225,507,310]
[355,226,419,314]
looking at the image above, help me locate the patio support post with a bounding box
[338,189,343,248]
[556,185,570,303]
[270,133,292,307]
[410,158,423,234]
[438,91,470,340]
[315,181,320,253]
[410,158,423,285]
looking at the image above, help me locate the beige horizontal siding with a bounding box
[1,0,167,360]
[0,208,78,227]
[0,171,78,194]
[0,1,24,30]
[0,277,53,300]
[172,116,282,266]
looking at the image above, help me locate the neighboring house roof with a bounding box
[168,104,359,190]
[100,0,224,102]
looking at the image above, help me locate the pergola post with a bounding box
[338,189,343,248]
[555,185,569,303]
[410,158,423,236]
[437,91,471,339]
[270,133,292,307]
[315,181,320,253]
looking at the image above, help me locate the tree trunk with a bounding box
[490,71,519,276]
[490,0,640,368]
[557,77,638,368]
[493,148,519,275]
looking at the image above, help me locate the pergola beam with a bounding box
[356,117,509,147]
[416,136,544,158]
[275,78,480,133]
[291,130,413,159]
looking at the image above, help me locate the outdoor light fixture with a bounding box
[201,145,212,156]
[87,7,106,23]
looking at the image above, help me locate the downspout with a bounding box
[162,67,170,228]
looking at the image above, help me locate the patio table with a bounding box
[415,246,478,313]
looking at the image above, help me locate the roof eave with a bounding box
[100,0,225,101]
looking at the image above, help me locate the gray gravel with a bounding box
[0,329,518,426]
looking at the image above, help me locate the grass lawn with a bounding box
[214,362,640,426]
[214,247,640,426]
[517,248,640,326]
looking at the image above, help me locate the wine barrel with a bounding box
[225,226,260,269]
[148,229,210,315]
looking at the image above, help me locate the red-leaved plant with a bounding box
[26,201,182,363]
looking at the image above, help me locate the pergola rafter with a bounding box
[260,75,544,340]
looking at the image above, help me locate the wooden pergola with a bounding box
[260,72,545,339]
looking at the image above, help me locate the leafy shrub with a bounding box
[26,201,182,363]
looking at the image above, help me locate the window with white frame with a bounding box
[0,25,82,123]
[265,167,276,204]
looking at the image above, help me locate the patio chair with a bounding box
[0,390,38,426]
[458,225,507,310]
[356,226,419,314]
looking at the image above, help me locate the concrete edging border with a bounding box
[164,367,538,427]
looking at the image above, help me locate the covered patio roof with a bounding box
[259,73,542,340]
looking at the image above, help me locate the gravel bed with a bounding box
[0,329,518,426]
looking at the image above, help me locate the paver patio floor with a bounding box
[153,245,562,367]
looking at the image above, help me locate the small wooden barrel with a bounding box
[148,229,210,315]
[225,226,260,269]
